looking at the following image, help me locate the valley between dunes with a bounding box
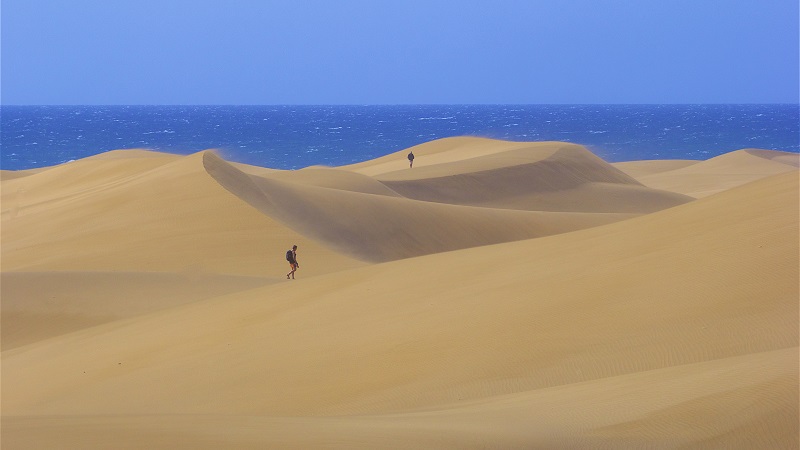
[2,138,798,449]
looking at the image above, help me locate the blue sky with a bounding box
[2,0,798,104]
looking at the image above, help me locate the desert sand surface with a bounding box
[2,138,798,449]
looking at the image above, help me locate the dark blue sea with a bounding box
[1,105,798,171]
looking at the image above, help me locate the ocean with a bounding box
[1,104,798,171]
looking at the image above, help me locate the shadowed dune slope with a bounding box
[1,151,365,276]
[747,148,800,166]
[2,170,796,448]
[345,138,693,212]
[203,151,636,262]
[634,148,799,197]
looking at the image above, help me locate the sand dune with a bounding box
[372,140,693,213]
[2,138,797,449]
[0,150,182,219]
[1,150,365,276]
[204,151,637,261]
[627,148,799,197]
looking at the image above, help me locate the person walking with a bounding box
[286,245,299,279]
[408,151,415,168]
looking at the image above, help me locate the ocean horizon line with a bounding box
[3,102,799,107]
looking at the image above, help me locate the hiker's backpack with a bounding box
[286,250,294,262]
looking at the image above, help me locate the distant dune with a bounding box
[2,138,797,449]
[617,148,799,198]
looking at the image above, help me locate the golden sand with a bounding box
[2,138,798,449]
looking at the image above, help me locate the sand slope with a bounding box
[2,139,798,449]
[1,271,277,350]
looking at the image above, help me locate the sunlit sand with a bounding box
[2,138,797,449]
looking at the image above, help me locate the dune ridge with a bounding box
[2,138,798,449]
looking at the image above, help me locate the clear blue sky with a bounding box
[2,0,798,104]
